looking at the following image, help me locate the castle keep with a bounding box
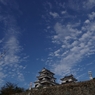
[34,68,57,88]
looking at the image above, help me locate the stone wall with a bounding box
[14,79,95,95]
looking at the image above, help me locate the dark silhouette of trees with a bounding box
[0,82,25,95]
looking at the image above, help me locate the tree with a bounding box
[0,82,25,95]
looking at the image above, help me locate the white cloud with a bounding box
[3,36,21,65]
[0,10,25,85]
[76,73,86,80]
[61,11,67,14]
[53,22,81,44]
[48,15,95,77]
[63,0,95,11]
[0,34,25,83]
[43,0,95,80]
[54,49,61,57]
[0,0,19,12]
[83,0,95,9]
[49,12,59,18]
[88,12,95,20]
[0,38,4,43]
[47,2,52,9]
[0,75,6,87]
[84,20,90,24]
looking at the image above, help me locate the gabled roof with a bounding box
[39,68,54,75]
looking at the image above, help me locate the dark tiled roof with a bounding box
[61,74,77,81]
[39,68,54,75]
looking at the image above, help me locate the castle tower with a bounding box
[34,68,57,88]
[60,74,77,84]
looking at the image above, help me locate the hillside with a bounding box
[14,79,95,95]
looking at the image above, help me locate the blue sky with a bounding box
[0,0,95,88]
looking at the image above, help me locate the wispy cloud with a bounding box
[0,0,25,86]
[83,0,95,9]
[0,24,25,85]
[58,0,95,11]
[44,1,95,79]
[50,15,95,75]
[51,13,95,76]
[61,11,67,14]
[88,12,95,20]
[0,38,4,44]
[0,0,19,10]
[50,12,59,18]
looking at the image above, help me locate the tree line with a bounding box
[0,82,25,95]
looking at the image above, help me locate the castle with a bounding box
[34,68,77,88]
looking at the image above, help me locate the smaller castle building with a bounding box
[34,68,57,88]
[61,74,77,84]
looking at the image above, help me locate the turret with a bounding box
[60,74,77,84]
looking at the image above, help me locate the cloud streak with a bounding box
[83,0,95,9]
[0,23,25,85]
[0,0,25,86]
[50,15,95,76]
[43,1,95,80]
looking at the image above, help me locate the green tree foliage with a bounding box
[0,82,25,95]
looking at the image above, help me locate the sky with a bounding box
[0,0,95,89]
